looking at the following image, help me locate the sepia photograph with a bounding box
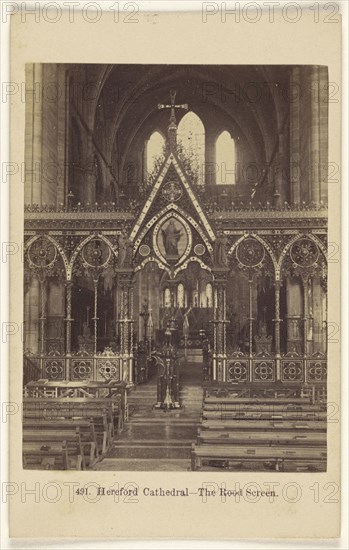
[5,6,343,541]
[22,63,329,473]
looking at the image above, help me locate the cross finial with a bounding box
[158,90,188,151]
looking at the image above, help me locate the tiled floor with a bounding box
[94,360,203,471]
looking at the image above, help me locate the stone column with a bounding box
[273,142,284,207]
[290,66,301,205]
[24,64,43,205]
[56,65,68,205]
[205,131,217,185]
[310,66,321,204]
[318,66,329,204]
[212,268,229,382]
[84,135,97,204]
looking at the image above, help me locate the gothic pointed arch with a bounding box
[216,130,236,185]
[146,129,166,178]
[130,151,215,245]
[177,110,205,184]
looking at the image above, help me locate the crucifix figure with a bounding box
[158,89,188,150]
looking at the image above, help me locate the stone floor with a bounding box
[94,359,203,471]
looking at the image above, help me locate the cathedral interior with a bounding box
[23,64,328,472]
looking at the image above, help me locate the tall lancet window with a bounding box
[205,283,213,308]
[177,283,185,308]
[216,130,236,184]
[164,288,171,308]
[146,131,165,176]
[177,112,205,184]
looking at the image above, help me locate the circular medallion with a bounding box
[82,239,111,268]
[162,180,183,202]
[194,243,205,256]
[139,244,151,257]
[290,238,319,268]
[28,237,57,268]
[236,238,265,267]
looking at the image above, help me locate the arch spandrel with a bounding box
[278,233,327,286]
[24,234,69,281]
[227,233,279,281]
[69,234,118,281]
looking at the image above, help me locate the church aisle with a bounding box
[93,361,203,471]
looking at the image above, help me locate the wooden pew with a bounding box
[203,403,323,412]
[23,414,109,456]
[191,443,327,471]
[23,424,97,468]
[23,398,117,456]
[23,397,122,439]
[196,389,327,473]
[204,397,313,405]
[23,397,121,413]
[197,428,326,446]
[23,418,99,451]
[23,440,74,470]
[203,383,327,402]
[24,380,128,426]
[202,409,327,421]
[201,419,327,432]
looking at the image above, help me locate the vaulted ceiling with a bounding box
[86,64,290,172]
